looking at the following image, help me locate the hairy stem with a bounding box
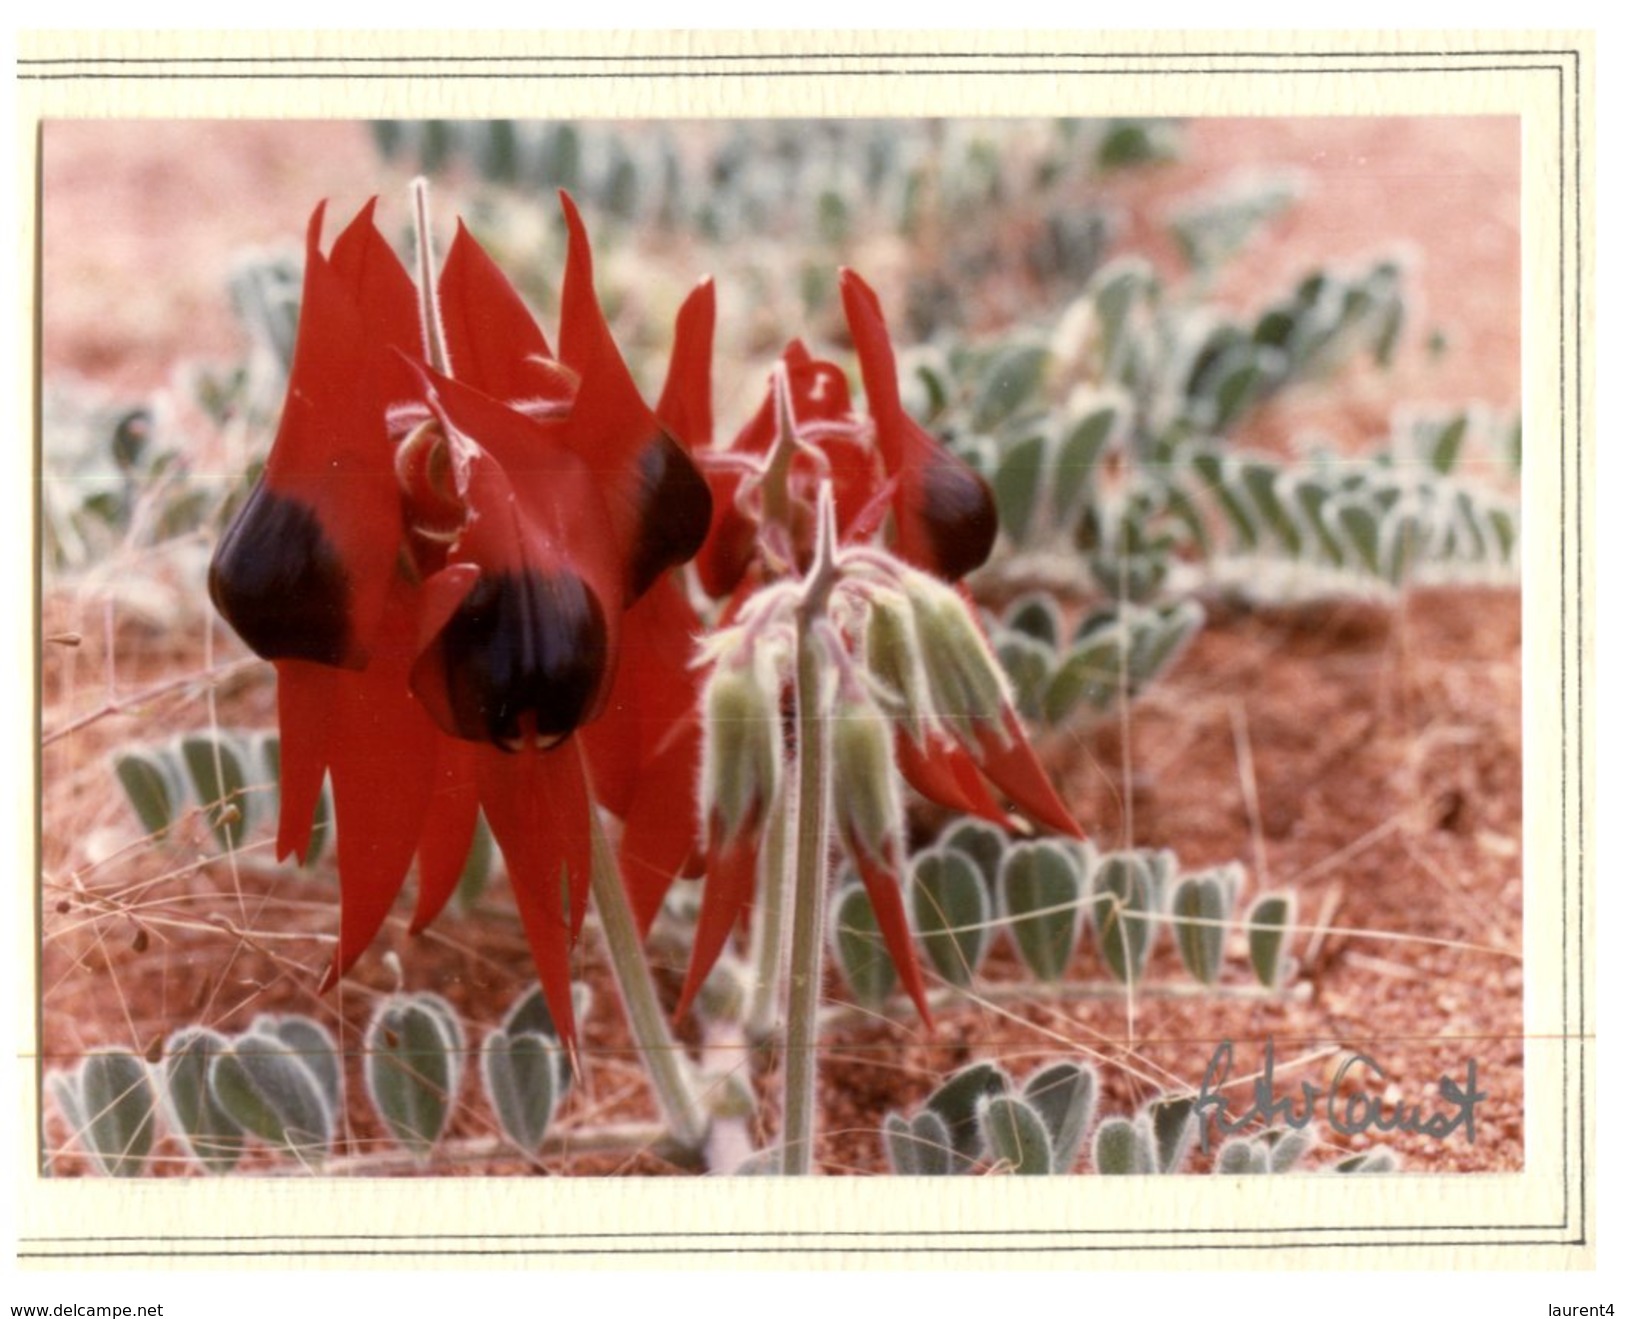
[744,792,790,1043]
[411,176,450,375]
[780,621,832,1175]
[586,803,709,1154]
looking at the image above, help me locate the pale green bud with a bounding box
[864,592,931,738]
[906,574,1011,738]
[831,688,903,867]
[700,657,783,845]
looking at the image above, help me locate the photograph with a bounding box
[36,108,1528,1185]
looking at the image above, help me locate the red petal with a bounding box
[850,850,933,1027]
[580,575,700,815]
[616,723,704,937]
[676,830,760,1019]
[554,193,712,602]
[476,742,593,1049]
[438,220,572,406]
[409,370,624,748]
[896,731,1008,827]
[316,582,445,989]
[272,659,334,864]
[839,268,996,581]
[656,278,715,450]
[327,198,424,406]
[410,735,481,934]
[970,711,1086,840]
[210,204,402,669]
[694,469,757,600]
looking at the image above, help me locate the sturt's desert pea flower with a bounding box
[663,270,1084,1018]
[209,190,712,1047]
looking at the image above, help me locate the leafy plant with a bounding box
[207,1016,339,1167]
[364,993,466,1161]
[49,1051,158,1177]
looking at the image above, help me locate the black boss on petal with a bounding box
[916,454,998,583]
[626,432,714,600]
[208,483,353,667]
[425,569,610,749]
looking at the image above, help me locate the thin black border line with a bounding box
[1568,43,1586,1246]
[1553,51,1566,1241]
[12,1235,1588,1261]
[24,44,1585,1260]
[11,1219,1580,1244]
[14,47,1581,66]
[16,63,1568,81]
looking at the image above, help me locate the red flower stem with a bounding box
[586,798,709,1153]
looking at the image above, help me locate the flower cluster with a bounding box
[209,191,712,1045]
[642,268,1086,1020]
[211,191,1084,1046]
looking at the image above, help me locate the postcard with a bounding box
[14,30,1595,1274]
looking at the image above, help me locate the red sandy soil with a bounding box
[38,116,1521,1176]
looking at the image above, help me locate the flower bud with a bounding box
[700,655,783,846]
[906,573,1011,739]
[831,686,903,868]
[863,591,931,738]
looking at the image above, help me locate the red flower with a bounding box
[664,269,1083,1020]
[209,194,711,1047]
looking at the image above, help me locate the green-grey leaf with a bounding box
[1147,1095,1197,1173]
[829,884,896,1010]
[179,732,251,849]
[78,1052,157,1177]
[1262,1126,1314,1173]
[1090,853,1156,984]
[209,1036,333,1164]
[938,819,1007,889]
[1424,413,1469,475]
[980,1095,1053,1175]
[1216,1138,1264,1175]
[991,433,1048,545]
[1022,1061,1097,1172]
[1487,506,1518,566]
[1004,595,1062,649]
[453,811,495,913]
[999,842,1084,981]
[1051,407,1117,522]
[113,750,178,839]
[1335,1147,1399,1174]
[883,1108,954,1176]
[996,632,1055,722]
[1045,632,1125,723]
[972,344,1049,433]
[1127,601,1203,696]
[1239,462,1302,556]
[482,1029,559,1156]
[1293,477,1346,566]
[1246,894,1294,989]
[1336,500,1383,575]
[1171,874,1229,986]
[364,994,465,1161]
[250,1015,341,1113]
[1093,1117,1153,1175]
[925,1062,1010,1163]
[909,849,991,988]
[163,1027,245,1173]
